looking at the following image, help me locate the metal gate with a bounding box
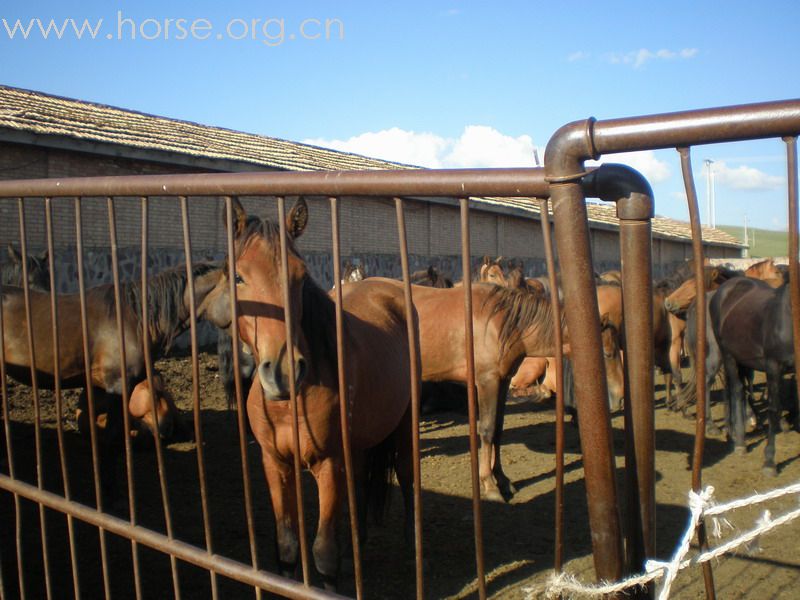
[0,99,798,599]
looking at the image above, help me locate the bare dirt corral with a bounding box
[2,350,800,599]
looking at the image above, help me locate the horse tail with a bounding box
[676,300,701,409]
[364,434,397,526]
[561,358,579,424]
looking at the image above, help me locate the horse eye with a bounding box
[234,272,245,285]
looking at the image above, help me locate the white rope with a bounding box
[536,481,800,599]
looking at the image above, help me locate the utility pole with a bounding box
[705,159,715,228]
[743,214,749,258]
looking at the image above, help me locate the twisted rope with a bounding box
[536,482,800,599]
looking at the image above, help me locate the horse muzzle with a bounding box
[258,356,307,400]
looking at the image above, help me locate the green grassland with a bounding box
[717,225,788,258]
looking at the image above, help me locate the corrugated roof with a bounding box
[0,85,743,247]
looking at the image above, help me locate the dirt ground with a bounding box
[2,350,800,599]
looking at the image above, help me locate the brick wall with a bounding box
[0,139,738,290]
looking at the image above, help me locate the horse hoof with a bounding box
[734,446,747,456]
[781,418,793,433]
[483,487,505,502]
[706,424,723,437]
[762,464,778,477]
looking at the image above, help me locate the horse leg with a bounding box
[262,453,300,579]
[476,377,513,501]
[393,408,415,545]
[762,364,782,476]
[722,354,746,454]
[310,458,341,591]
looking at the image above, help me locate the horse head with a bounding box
[4,244,50,291]
[225,198,310,400]
[129,375,180,440]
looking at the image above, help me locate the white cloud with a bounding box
[567,51,590,62]
[606,47,698,68]
[711,161,785,191]
[589,150,672,184]
[304,125,538,169]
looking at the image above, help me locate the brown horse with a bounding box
[378,280,561,500]
[745,258,784,288]
[1,263,224,441]
[511,284,625,411]
[223,198,414,589]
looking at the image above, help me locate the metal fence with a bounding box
[0,99,798,600]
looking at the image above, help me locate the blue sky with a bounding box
[2,1,799,232]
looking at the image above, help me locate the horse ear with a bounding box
[600,312,610,328]
[222,197,248,239]
[7,244,20,264]
[482,255,491,267]
[287,197,308,239]
[38,249,49,263]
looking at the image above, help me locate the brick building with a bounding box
[0,85,743,290]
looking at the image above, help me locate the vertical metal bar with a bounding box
[45,197,81,600]
[618,212,655,578]
[75,196,113,598]
[677,147,716,599]
[17,199,53,600]
[329,196,363,599]
[784,138,800,432]
[548,181,624,583]
[223,196,262,600]
[139,197,181,599]
[178,196,219,600]
[459,197,487,600]
[394,197,424,600]
[538,198,565,574]
[0,202,26,600]
[106,196,143,600]
[278,195,311,587]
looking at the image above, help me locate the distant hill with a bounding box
[717,225,788,258]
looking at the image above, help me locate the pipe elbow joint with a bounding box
[544,118,598,183]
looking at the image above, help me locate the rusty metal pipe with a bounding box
[539,198,566,573]
[394,197,425,600]
[278,196,311,588]
[140,197,182,599]
[18,199,54,600]
[587,164,657,577]
[329,196,363,597]
[460,198,488,600]
[74,196,113,598]
[223,197,262,598]
[545,179,624,583]
[0,168,551,199]
[107,196,143,600]
[45,197,82,600]
[678,148,716,600]
[178,196,219,599]
[784,138,800,447]
[0,474,349,600]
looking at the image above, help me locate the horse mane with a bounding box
[483,284,561,355]
[123,262,218,354]
[300,277,339,369]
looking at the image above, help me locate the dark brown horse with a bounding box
[1,244,50,291]
[223,198,414,589]
[696,277,797,474]
[379,279,561,500]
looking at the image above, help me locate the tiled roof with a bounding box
[0,85,742,248]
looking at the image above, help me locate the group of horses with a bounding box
[1,201,797,590]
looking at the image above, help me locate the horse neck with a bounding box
[300,277,338,375]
